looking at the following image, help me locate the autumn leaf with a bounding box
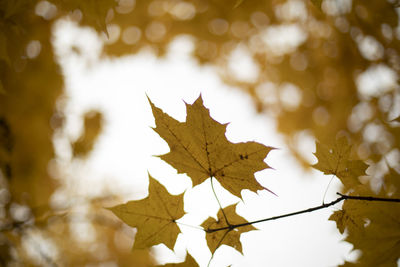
[330,169,400,267]
[0,0,28,19]
[72,110,103,157]
[310,0,323,10]
[157,252,199,267]
[234,0,245,8]
[312,137,368,190]
[201,204,256,254]
[391,116,400,123]
[149,95,274,199]
[330,199,400,266]
[384,168,400,196]
[109,175,185,250]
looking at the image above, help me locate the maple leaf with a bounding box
[109,175,185,250]
[313,137,368,190]
[149,95,274,199]
[157,252,199,267]
[201,204,256,254]
[330,170,400,267]
[330,200,400,266]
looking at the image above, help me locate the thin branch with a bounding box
[336,192,400,202]
[206,193,400,233]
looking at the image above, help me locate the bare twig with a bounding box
[205,193,400,233]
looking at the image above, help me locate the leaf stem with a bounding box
[336,192,400,202]
[207,229,231,267]
[206,193,400,233]
[175,221,204,231]
[321,174,335,205]
[210,177,230,226]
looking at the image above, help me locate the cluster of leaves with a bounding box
[111,96,273,265]
[110,96,400,266]
[0,1,154,265]
[96,3,400,263]
[101,0,400,166]
[1,0,400,265]
[314,137,400,266]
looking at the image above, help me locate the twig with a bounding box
[336,192,400,202]
[206,193,400,233]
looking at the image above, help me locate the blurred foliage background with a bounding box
[0,0,399,266]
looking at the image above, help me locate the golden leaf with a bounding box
[201,204,255,254]
[109,175,185,250]
[149,95,274,199]
[310,0,323,10]
[313,137,368,190]
[391,116,400,123]
[331,199,400,266]
[72,110,103,157]
[330,170,400,267]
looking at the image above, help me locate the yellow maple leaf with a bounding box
[109,175,185,250]
[330,200,400,266]
[149,95,274,199]
[157,252,199,267]
[330,170,400,267]
[313,137,368,190]
[201,204,256,254]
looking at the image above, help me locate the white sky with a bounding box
[51,19,355,267]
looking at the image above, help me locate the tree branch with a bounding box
[205,193,400,233]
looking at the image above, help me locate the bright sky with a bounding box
[52,19,355,267]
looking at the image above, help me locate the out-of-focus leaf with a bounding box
[51,0,117,32]
[0,0,29,19]
[330,168,400,267]
[0,80,5,95]
[330,195,400,266]
[391,116,400,123]
[0,32,11,66]
[72,110,103,157]
[234,0,245,8]
[310,0,323,10]
[313,137,368,190]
